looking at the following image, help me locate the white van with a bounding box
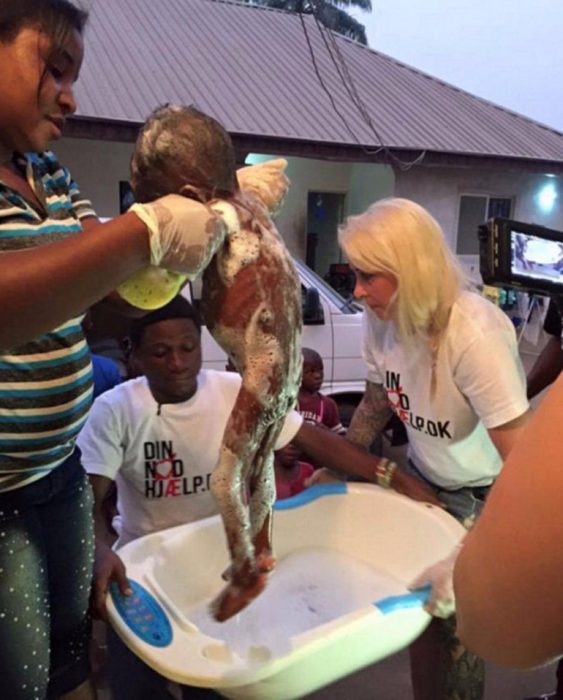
[183,258,366,424]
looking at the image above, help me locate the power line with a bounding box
[299,6,426,171]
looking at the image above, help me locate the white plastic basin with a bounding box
[107,483,464,699]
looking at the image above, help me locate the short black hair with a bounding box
[129,296,202,347]
[302,347,322,365]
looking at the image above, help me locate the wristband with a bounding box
[374,458,397,489]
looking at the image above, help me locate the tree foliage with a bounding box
[255,0,371,45]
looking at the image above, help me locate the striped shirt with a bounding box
[0,151,96,492]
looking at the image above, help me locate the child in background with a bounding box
[298,347,345,435]
[274,443,314,500]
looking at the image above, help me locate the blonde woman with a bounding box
[339,198,530,700]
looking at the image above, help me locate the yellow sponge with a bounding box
[117,266,186,310]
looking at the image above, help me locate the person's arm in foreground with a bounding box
[293,420,442,506]
[89,474,132,620]
[0,193,229,349]
[454,375,563,668]
[300,380,388,481]
[0,213,148,348]
[0,159,288,349]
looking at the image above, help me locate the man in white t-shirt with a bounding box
[79,295,440,700]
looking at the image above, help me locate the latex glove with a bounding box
[121,198,238,309]
[236,159,290,216]
[408,543,463,619]
[129,195,237,274]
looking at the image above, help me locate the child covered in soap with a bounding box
[125,105,303,621]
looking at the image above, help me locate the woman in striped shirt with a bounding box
[0,1,260,698]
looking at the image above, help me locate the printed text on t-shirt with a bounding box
[385,371,452,439]
[143,440,212,498]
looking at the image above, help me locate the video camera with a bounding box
[478,217,563,297]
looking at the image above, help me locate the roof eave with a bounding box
[65,116,563,174]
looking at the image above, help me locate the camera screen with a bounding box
[510,230,563,285]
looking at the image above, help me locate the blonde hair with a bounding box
[339,198,468,375]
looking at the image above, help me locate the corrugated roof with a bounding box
[74,0,563,163]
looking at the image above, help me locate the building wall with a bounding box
[55,137,134,218]
[54,136,562,277]
[246,153,395,271]
[394,164,563,360]
[57,138,395,266]
[56,137,557,364]
[394,165,563,246]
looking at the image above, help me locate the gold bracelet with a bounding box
[374,458,397,489]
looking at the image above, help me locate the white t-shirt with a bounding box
[78,370,303,547]
[362,291,529,489]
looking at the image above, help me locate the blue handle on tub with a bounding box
[274,482,348,510]
[374,584,432,614]
[110,579,173,647]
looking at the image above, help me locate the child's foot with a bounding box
[210,573,267,622]
[222,555,274,581]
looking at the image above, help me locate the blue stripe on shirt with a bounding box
[0,392,92,425]
[0,343,89,371]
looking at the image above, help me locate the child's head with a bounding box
[274,442,301,470]
[130,104,237,204]
[300,347,324,394]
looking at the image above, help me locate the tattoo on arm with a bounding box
[347,381,392,449]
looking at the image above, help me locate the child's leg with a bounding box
[248,421,283,573]
[209,385,270,622]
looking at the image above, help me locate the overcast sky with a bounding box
[351,0,563,132]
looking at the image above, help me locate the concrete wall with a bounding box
[53,137,562,277]
[55,137,134,218]
[56,137,395,262]
[394,164,563,247]
[245,153,395,266]
[394,164,562,361]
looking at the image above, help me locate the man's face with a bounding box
[134,318,202,404]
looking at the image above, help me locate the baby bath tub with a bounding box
[107,483,464,699]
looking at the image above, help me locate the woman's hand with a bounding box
[90,543,132,620]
